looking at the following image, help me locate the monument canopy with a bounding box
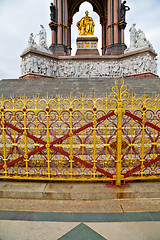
[68,0,105,20]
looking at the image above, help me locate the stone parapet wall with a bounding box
[1,77,160,98]
[20,47,158,79]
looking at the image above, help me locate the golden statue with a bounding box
[76,11,95,36]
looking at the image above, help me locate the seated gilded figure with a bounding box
[76,11,95,36]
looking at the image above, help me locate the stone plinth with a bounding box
[76,36,99,55]
[106,43,127,55]
[20,47,158,79]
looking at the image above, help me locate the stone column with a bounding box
[64,0,68,48]
[106,0,111,47]
[102,23,104,55]
[49,0,69,55]
[57,0,63,45]
[50,0,56,46]
[111,0,114,44]
[52,30,56,45]
[68,17,72,55]
[118,0,121,44]
[101,16,107,55]
[106,0,126,55]
[113,0,119,44]
[121,29,124,44]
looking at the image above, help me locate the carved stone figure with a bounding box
[39,25,48,50]
[21,53,157,78]
[129,24,137,49]
[25,57,31,73]
[76,11,95,36]
[46,60,52,76]
[136,29,147,48]
[28,33,36,47]
[127,24,155,52]
[21,59,26,75]
[120,1,130,21]
[30,56,34,73]
[33,56,39,73]
[52,61,57,77]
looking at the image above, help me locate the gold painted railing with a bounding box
[0,79,160,185]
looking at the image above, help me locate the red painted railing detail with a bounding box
[0,111,115,178]
[125,111,160,132]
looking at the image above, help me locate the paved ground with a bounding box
[0,181,160,239]
[0,219,159,240]
[0,208,160,240]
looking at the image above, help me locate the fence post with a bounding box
[69,105,73,179]
[116,100,123,186]
[46,100,51,178]
[1,104,7,177]
[93,106,97,178]
[23,105,29,178]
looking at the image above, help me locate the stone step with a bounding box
[1,197,160,213]
[0,181,160,200]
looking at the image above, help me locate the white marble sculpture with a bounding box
[126,24,154,52]
[24,25,51,54]
[28,33,37,48]
[21,53,157,77]
[39,25,48,51]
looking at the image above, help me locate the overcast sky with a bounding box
[0,0,160,80]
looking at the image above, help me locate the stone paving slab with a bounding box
[0,220,159,240]
[0,181,160,200]
[0,210,160,240]
[0,198,122,213]
[0,181,46,199]
[1,210,160,222]
[1,198,160,213]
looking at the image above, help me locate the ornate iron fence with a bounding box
[0,79,160,185]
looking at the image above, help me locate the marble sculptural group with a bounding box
[21,54,157,78]
[27,25,51,54]
[127,24,154,51]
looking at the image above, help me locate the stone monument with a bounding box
[76,11,99,55]
[20,1,158,79]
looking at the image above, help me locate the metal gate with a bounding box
[0,79,159,185]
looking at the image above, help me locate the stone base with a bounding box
[106,43,127,55]
[19,73,54,80]
[76,49,99,55]
[125,72,159,78]
[1,77,160,99]
[20,47,158,79]
[76,36,99,55]
[49,44,69,56]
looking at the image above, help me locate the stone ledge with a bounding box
[0,181,160,200]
